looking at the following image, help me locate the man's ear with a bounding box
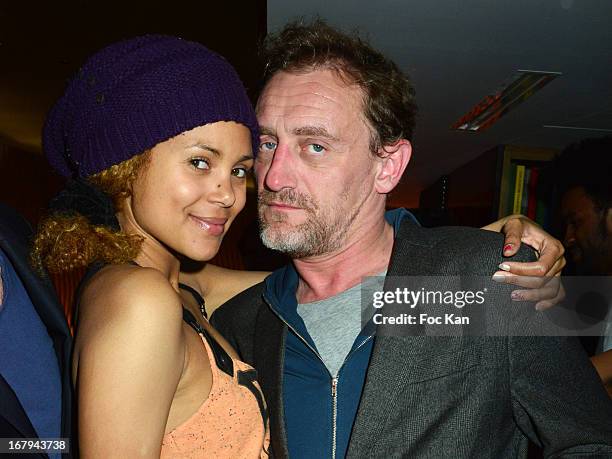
[374,139,412,194]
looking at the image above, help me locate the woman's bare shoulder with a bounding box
[79,265,184,339]
[74,266,186,457]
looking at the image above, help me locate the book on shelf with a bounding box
[526,167,539,220]
[521,167,530,215]
[508,162,551,228]
[512,164,525,214]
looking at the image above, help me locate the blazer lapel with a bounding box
[254,303,290,459]
[348,220,435,455]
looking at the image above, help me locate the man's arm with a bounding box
[510,335,612,456]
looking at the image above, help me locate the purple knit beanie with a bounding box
[44,35,259,178]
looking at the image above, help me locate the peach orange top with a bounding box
[160,309,269,458]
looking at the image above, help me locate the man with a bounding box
[554,136,612,392]
[0,203,73,458]
[558,137,612,278]
[212,21,612,458]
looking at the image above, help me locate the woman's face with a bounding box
[129,121,253,262]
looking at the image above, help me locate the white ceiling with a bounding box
[268,0,612,206]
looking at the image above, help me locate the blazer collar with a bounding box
[254,303,290,459]
[347,217,435,455]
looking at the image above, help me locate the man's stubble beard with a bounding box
[258,188,358,259]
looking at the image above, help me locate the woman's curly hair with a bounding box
[32,151,150,274]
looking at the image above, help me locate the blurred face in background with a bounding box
[561,186,612,275]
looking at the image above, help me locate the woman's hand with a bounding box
[483,214,566,310]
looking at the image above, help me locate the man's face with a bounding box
[254,68,381,258]
[561,186,612,274]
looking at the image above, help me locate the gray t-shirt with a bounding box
[297,272,386,377]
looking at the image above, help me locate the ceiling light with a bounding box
[452,70,561,132]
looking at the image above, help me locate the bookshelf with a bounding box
[497,145,556,221]
[419,145,557,228]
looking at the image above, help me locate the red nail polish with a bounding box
[503,244,513,253]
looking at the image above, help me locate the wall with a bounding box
[0,140,64,226]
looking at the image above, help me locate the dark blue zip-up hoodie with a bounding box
[263,209,417,458]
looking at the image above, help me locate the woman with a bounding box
[33,35,268,457]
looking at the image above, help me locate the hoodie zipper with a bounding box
[332,335,372,459]
[331,376,338,459]
[265,295,372,459]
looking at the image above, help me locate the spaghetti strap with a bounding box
[178,283,207,319]
[182,307,206,335]
[182,307,234,377]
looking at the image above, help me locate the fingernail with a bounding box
[511,291,523,301]
[535,301,547,311]
[492,273,506,283]
[503,244,513,253]
[499,263,511,271]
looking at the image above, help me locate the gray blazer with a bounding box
[212,218,612,458]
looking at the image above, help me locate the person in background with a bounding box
[553,136,612,395]
[32,35,269,458]
[212,20,612,458]
[0,203,73,458]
